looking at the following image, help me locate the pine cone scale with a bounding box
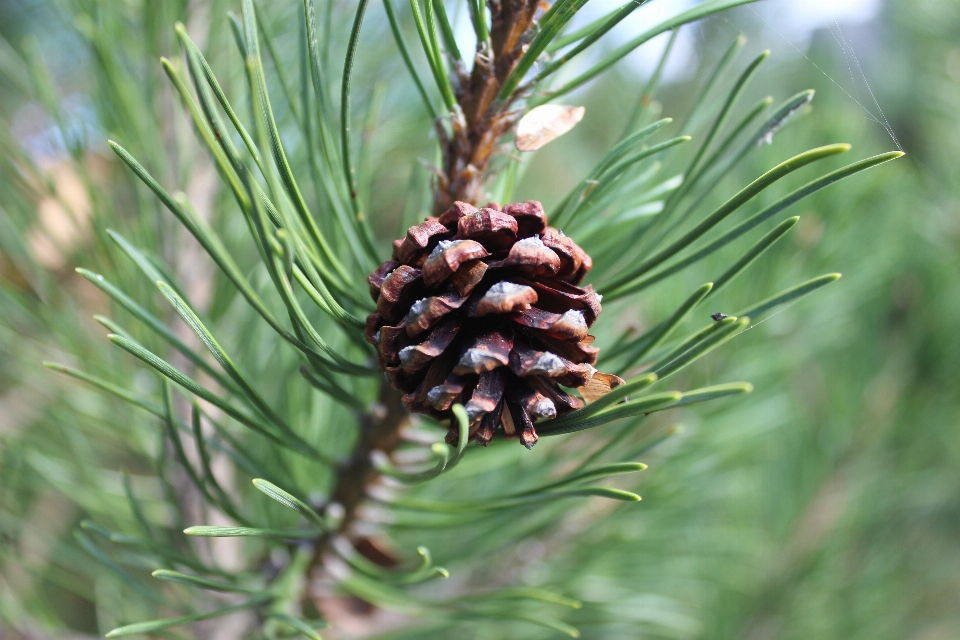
[455,208,518,250]
[398,318,460,373]
[454,330,513,375]
[423,240,490,287]
[472,282,537,316]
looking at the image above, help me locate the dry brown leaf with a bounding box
[515,104,585,152]
[578,371,625,404]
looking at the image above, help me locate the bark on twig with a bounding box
[434,0,540,213]
[307,0,542,609]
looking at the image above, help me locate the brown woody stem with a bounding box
[434,0,539,213]
[305,383,409,608]
[307,0,541,607]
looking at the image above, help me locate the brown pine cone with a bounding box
[366,201,622,449]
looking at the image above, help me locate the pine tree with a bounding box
[0,0,902,637]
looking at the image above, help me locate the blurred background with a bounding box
[1,0,958,638]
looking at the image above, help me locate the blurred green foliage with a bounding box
[0,0,957,638]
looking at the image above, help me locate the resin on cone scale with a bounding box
[366,201,622,448]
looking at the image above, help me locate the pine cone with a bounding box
[366,201,622,449]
